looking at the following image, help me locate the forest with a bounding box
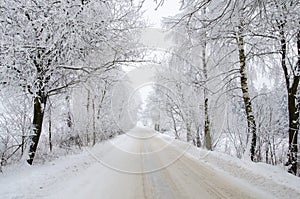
[0,0,299,177]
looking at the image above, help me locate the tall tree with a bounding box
[0,0,143,164]
[270,0,300,175]
[236,18,257,161]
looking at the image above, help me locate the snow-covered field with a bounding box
[0,127,299,199]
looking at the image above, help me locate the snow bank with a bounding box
[158,132,300,199]
[0,139,115,199]
[0,128,299,199]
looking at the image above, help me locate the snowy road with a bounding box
[2,127,299,199]
[48,127,270,199]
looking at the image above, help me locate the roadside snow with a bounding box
[0,127,299,199]
[158,132,300,199]
[0,141,112,199]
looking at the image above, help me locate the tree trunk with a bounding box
[287,94,298,174]
[48,102,52,152]
[237,22,257,161]
[269,142,275,165]
[86,89,90,145]
[281,28,299,175]
[92,98,96,146]
[27,95,47,165]
[265,141,269,164]
[257,137,262,162]
[196,126,201,148]
[21,135,25,157]
[202,37,212,151]
[186,123,192,142]
[21,106,26,157]
[170,111,179,139]
[155,123,160,132]
[204,98,212,150]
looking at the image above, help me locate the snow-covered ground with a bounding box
[0,127,299,199]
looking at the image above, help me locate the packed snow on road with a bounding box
[0,127,299,199]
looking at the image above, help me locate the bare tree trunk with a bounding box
[48,101,52,153]
[186,123,192,142]
[269,142,275,165]
[170,111,179,139]
[196,126,201,148]
[202,37,212,150]
[27,94,47,165]
[86,89,90,145]
[200,7,212,151]
[21,100,26,157]
[257,137,262,162]
[281,27,299,175]
[154,123,160,132]
[204,97,212,150]
[21,136,25,157]
[265,141,269,164]
[237,21,257,161]
[92,98,96,146]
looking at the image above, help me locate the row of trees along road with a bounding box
[0,0,144,165]
[148,0,299,175]
[0,0,299,177]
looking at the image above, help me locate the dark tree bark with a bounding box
[155,123,160,132]
[199,7,212,151]
[203,42,212,151]
[186,123,192,142]
[27,94,47,165]
[48,101,53,153]
[26,49,50,165]
[170,110,179,139]
[86,89,90,145]
[237,22,257,161]
[92,98,96,146]
[196,126,201,148]
[281,28,300,175]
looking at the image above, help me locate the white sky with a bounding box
[126,1,181,122]
[142,0,181,28]
[126,66,156,114]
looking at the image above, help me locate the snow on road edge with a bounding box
[157,132,300,199]
[1,128,299,199]
[0,138,120,199]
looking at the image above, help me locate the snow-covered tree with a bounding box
[0,0,144,164]
[154,0,299,175]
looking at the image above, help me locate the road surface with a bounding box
[46,127,271,199]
